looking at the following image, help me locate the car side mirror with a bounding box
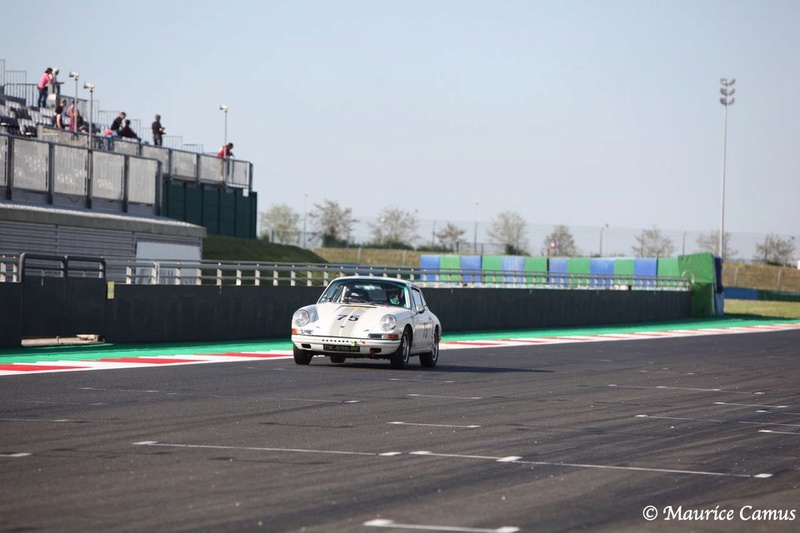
[416,305,426,314]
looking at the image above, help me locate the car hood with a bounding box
[312,303,399,338]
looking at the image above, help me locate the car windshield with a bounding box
[318,280,410,308]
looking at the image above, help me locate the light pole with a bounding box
[68,71,79,132]
[719,78,735,259]
[599,223,609,256]
[302,193,308,247]
[219,104,229,181]
[219,104,229,153]
[83,82,94,142]
[473,201,479,254]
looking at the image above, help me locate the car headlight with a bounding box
[293,309,311,327]
[379,314,397,332]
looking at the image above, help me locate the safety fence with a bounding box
[35,127,251,189]
[0,133,159,213]
[0,254,692,291]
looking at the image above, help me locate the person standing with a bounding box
[37,67,53,108]
[151,114,165,146]
[109,112,126,135]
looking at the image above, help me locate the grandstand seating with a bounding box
[0,59,257,240]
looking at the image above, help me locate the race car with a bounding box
[291,276,441,369]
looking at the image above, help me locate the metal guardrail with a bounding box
[0,254,693,290]
[0,254,692,291]
[97,258,691,291]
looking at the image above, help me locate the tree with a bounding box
[487,211,528,255]
[695,230,738,260]
[368,207,420,248]
[543,225,578,257]
[754,233,795,265]
[632,226,675,258]
[259,203,300,244]
[308,199,356,247]
[434,222,467,252]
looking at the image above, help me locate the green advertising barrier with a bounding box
[439,255,462,282]
[567,257,591,287]
[482,256,504,284]
[657,257,680,278]
[678,252,717,317]
[524,257,548,285]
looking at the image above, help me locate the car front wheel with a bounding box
[419,329,440,368]
[390,329,411,369]
[293,346,313,365]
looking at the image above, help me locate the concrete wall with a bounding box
[0,282,691,348]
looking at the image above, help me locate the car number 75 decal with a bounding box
[337,314,359,321]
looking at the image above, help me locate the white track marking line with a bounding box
[608,384,761,395]
[0,453,32,458]
[133,441,378,456]
[636,414,800,428]
[407,394,483,400]
[409,451,771,478]
[389,421,481,429]
[0,418,71,423]
[759,429,800,436]
[364,519,519,532]
[714,401,788,409]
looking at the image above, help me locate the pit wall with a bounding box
[0,282,691,348]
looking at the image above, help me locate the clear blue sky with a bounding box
[2,0,798,246]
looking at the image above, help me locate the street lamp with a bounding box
[719,78,735,259]
[599,223,609,256]
[302,193,308,247]
[219,104,229,153]
[68,71,79,132]
[473,201,479,254]
[83,82,94,141]
[219,104,230,181]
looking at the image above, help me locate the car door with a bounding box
[409,287,432,351]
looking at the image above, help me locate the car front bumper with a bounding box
[291,334,400,356]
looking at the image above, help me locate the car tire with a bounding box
[330,355,346,364]
[419,328,440,368]
[390,329,411,369]
[293,346,313,365]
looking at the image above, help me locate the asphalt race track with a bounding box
[1,329,799,532]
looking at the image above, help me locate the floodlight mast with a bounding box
[718,78,735,259]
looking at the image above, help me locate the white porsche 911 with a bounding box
[291,276,441,369]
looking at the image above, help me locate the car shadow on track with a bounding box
[314,362,554,374]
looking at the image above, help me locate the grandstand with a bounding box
[0,59,257,262]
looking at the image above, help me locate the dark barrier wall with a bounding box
[424,288,690,331]
[0,282,692,347]
[104,285,320,344]
[0,284,24,346]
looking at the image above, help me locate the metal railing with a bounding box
[35,126,252,189]
[0,254,693,290]
[108,258,692,290]
[0,132,160,212]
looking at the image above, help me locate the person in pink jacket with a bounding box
[37,67,53,108]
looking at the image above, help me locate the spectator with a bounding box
[54,98,67,129]
[109,112,126,135]
[151,114,165,146]
[73,110,88,133]
[67,101,77,132]
[118,119,140,141]
[36,67,53,108]
[217,142,234,158]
